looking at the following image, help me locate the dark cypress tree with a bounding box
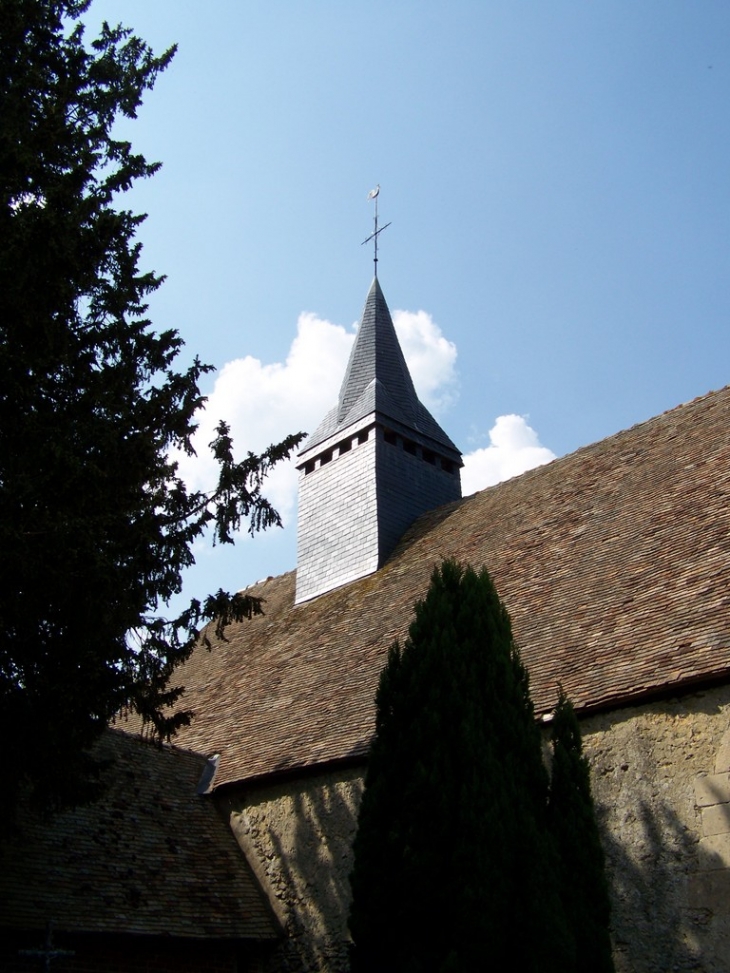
[548,690,615,973]
[348,560,572,973]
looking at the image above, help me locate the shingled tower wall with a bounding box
[295,279,462,603]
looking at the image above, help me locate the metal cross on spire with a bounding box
[361,185,391,277]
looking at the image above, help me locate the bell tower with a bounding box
[295,276,462,603]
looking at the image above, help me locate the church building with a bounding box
[3,272,730,973]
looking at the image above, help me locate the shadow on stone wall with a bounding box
[600,798,704,973]
[236,768,363,973]
[251,774,714,973]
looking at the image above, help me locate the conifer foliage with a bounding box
[548,690,615,973]
[0,0,302,818]
[348,560,613,973]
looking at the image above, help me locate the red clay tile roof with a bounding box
[138,386,730,791]
[0,730,278,941]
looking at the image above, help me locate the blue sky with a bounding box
[86,0,730,610]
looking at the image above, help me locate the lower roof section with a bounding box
[0,730,279,942]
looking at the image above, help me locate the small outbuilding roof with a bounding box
[0,730,279,941]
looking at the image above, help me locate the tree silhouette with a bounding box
[0,0,303,820]
[349,560,574,973]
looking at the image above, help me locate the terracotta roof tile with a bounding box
[138,386,730,790]
[0,731,278,940]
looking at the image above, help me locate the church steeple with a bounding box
[338,276,417,425]
[304,278,459,458]
[295,279,462,604]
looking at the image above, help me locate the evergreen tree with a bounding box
[348,560,572,973]
[548,689,615,973]
[0,0,303,819]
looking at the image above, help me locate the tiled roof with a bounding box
[301,278,460,458]
[137,386,730,791]
[0,730,278,940]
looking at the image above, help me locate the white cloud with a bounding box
[174,312,349,526]
[176,310,554,537]
[460,415,556,496]
[392,309,458,412]
[174,307,458,531]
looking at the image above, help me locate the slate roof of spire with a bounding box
[128,386,730,792]
[301,278,460,458]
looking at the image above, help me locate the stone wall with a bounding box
[220,767,364,973]
[221,683,730,973]
[584,683,730,973]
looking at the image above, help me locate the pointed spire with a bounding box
[337,277,418,425]
[300,278,459,457]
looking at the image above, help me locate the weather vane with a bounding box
[361,185,391,277]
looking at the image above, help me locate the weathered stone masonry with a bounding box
[220,684,730,973]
